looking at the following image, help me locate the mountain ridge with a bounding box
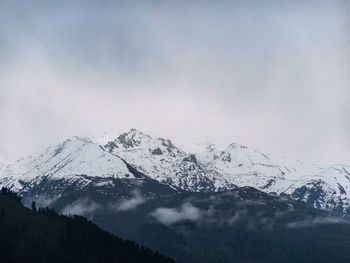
[1,128,350,217]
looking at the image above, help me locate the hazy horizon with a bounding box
[1,0,349,165]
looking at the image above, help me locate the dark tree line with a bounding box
[1,187,22,204]
[0,187,176,263]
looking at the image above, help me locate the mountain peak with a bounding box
[115,129,152,149]
[66,136,93,143]
[123,128,149,137]
[227,143,249,150]
[129,127,143,133]
[1,135,136,190]
[50,136,94,154]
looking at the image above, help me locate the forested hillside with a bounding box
[0,188,175,263]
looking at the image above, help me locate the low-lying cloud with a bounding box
[228,209,248,225]
[34,195,58,208]
[286,216,349,229]
[62,198,101,217]
[151,203,203,226]
[109,190,146,212]
[151,197,350,230]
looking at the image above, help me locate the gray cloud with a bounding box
[228,209,248,225]
[33,195,58,208]
[151,203,203,226]
[61,198,101,217]
[109,190,146,212]
[286,216,349,229]
[1,1,350,164]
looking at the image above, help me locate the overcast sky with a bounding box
[0,0,349,164]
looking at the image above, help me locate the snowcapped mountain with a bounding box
[99,129,350,216]
[0,137,138,193]
[182,142,224,166]
[103,129,233,192]
[191,142,350,215]
[1,128,350,217]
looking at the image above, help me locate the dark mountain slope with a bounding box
[31,180,350,263]
[0,188,175,263]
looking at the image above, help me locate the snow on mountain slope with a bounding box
[0,137,136,192]
[1,128,350,216]
[190,142,350,215]
[100,129,350,215]
[182,143,223,166]
[103,129,233,192]
[208,143,319,191]
[92,130,125,146]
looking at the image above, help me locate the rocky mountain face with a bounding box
[102,129,233,192]
[1,128,350,217]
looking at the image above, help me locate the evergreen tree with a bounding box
[31,201,37,212]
